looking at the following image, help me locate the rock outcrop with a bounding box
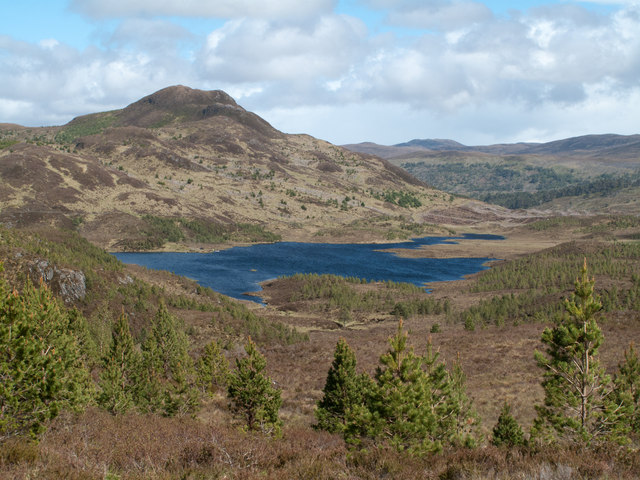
[29,259,86,304]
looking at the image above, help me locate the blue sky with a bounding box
[1,0,639,145]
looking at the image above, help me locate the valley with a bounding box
[1,87,640,479]
[344,135,640,214]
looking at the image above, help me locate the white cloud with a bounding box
[0,36,198,126]
[1,0,639,144]
[197,15,368,105]
[39,39,61,49]
[70,0,336,20]
[0,98,34,123]
[387,1,493,30]
[346,1,640,111]
[108,19,194,51]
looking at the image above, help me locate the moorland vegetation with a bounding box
[0,86,463,251]
[1,88,640,478]
[1,215,640,479]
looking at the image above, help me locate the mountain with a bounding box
[63,86,278,137]
[345,134,640,163]
[343,134,640,214]
[394,138,469,151]
[0,86,498,250]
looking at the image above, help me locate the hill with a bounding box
[347,134,640,161]
[343,134,640,214]
[0,86,508,251]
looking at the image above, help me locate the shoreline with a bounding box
[118,229,565,263]
[107,229,507,255]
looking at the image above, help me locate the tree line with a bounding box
[481,171,640,209]
[400,160,640,210]
[450,240,640,330]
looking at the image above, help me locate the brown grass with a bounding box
[2,218,640,478]
[2,408,639,479]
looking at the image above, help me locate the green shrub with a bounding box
[492,402,524,446]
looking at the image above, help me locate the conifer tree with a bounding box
[97,312,141,414]
[227,338,282,435]
[446,352,480,447]
[367,320,437,453]
[532,260,623,444]
[0,275,91,439]
[142,303,193,384]
[67,307,99,368]
[492,402,524,447]
[315,338,368,433]
[139,303,198,415]
[348,321,471,453]
[196,340,230,394]
[614,344,640,434]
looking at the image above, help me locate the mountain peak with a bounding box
[78,85,277,136]
[132,85,238,111]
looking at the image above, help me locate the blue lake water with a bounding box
[113,233,503,304]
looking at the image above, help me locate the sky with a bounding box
[1,0,639,146]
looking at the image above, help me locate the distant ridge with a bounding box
[344,134,640,161]
[344,133,640,216]
[394,139,467,151]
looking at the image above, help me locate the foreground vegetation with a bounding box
[4,413,639,480]
[1,262,639,478]
[1,220,640,479]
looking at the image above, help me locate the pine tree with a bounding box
[139,303,198,415]
[370,320,436,453]
[142,303,193,385]
[227,338,282,435]
[0,275,91,439]
[614,344,640,434]
[196,340,230,394]
[492,402,524,447]
[345,321,479,454]
[349,322,436,453]
[446,352,480,447]
[97,312,141,414]
[532,260,622,444]
[315,338,368,433]
[67,307,99,368]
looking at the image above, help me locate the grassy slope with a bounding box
[0,90,462,251]
[0,225,307,354]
